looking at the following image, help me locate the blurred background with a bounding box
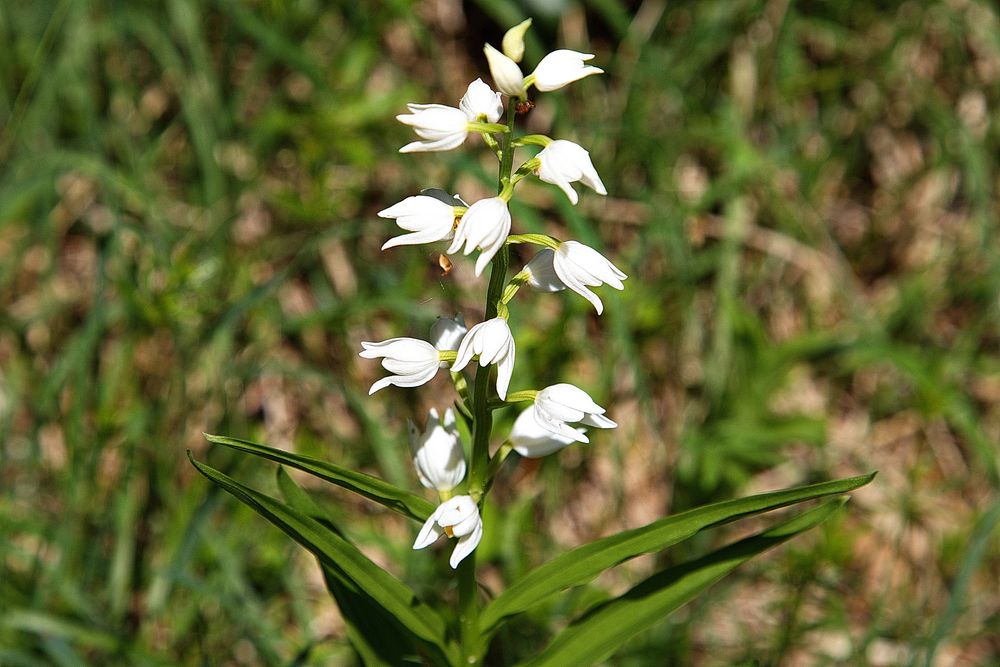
[2,0,999,664]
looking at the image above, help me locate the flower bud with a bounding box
[502,18,532,63]
[410,408,466,492]
[484,43,525,98]
[530,49,603,92]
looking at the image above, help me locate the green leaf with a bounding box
[275,467,425,666]
[204,433,434,522]
[481,472,874,632]
[519,498,849,667]
[189,454,456,665]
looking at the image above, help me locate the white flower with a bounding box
[396,104,470,153]
[378,195,457,250]
[524,243,626,314]
[451,318,515,400]
[536,140,607,205]
[484,43,525,97]
[460,78,503,123]
[509,407,582,458]
[533,383,616,443]
[413,495,483,568]
[531,50,603,92]
[410,408,466,492]
[447,197,511,277]
[430,315,467,353]
[358,338,442,394]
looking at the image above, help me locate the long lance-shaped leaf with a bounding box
[189,454,457,665]
[481,472,874,632]
[275,467,429,666]
[519,498,848,667]
[204,433,434,522]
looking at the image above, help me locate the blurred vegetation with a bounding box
[1,0,999,664]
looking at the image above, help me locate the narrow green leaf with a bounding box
[189,454,456,665]
[482,472,874,631]
[275,467,426,666]
[520,498,848,667]
[204,433,434,522]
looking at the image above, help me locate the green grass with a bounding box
[1,0,999,664]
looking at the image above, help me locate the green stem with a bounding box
[457,552,480,664]
[461,97,519,667]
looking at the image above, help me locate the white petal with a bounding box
[413,509,444,549]
[449,521,483,569]
[509,408,584,457]
[495,340,515,400]
[581,413,617,429]
[523,249,566,292]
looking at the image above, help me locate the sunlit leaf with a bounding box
[189,454,456,665]
[519,498,849,666]
[204,434,434,522]
[481,473,874,632]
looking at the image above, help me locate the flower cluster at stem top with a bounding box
[360,20,626,568]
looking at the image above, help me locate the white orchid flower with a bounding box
[378,195,459,250]
[530,49,603,92]
[531,382,616,443]
[523,242,627,314]
[536,140,607,205]
[410,407,466,493]
[413,495,483,568]
[451,318,515,400]
[484,43,525,97]
[509,406,583,458]
[358,338,442,394]
[447,196,512,277]
[396,104,471,153]
[460,78,503,123]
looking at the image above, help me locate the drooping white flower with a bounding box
[509,406,583,458]
[413,494,483,568]
[536,140,607,205]
[484,43,525,97]
[396,104,470,153]
[531,382,616,443]
[378,195,457,250]
[410,407,466,492]
[358,338,442,394]
[447,197,512,277]
[524,243,626,314]
[460,78,503,123]
[452,318,515,399]
[430,315,467,354]
[531,50,603,92]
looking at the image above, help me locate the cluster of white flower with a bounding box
[360,20,626,569]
